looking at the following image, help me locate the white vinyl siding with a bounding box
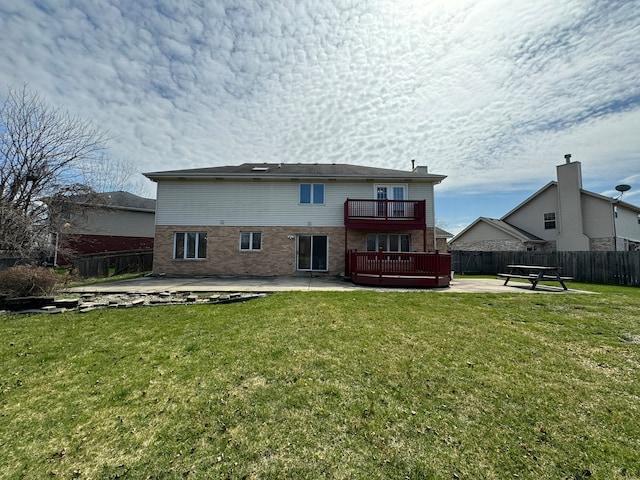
[155,180,436,227]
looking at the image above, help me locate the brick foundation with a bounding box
[154,226,438,276]
[154,226,346,276]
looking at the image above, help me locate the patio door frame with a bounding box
[296,234,329,272]
[375,184,407,217]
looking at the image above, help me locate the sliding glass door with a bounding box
[297,235,328,271]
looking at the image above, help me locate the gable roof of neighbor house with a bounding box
[452,217,545,244]
[500,181,640,220]
[450,175,640,247]
[435,227,454,239]
[144,163,446,183]
[98,191,156,212]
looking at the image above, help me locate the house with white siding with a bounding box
[144,163,451,285]
[55,191,156,263]
[449,157,640,252]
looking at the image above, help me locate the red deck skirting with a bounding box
[347,250,452,288]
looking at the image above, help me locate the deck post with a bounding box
[423,226,427,252]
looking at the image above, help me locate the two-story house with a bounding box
[449,157,640,252]
[54,191,156,264]
[144,163,450,286]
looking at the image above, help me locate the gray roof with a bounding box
[435,227,454,238]
[98,191,156,212]
[480,218,544,241]
[144,163,446,183]
[450,217,545,244]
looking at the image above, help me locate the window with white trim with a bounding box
[543,212,556,230]
[174,232,207,259]
[300,183,325,204]
[366,234,411,252]
[240,231,262,251]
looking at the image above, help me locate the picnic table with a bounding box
[497,265,573,290]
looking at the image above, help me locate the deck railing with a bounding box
[344,199,426,229]
[346,249,451,287]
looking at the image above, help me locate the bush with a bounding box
[0,265,60,297]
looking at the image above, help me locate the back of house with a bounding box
[144,163,446,276]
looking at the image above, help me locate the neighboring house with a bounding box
[449,158,640,252]
[144,163,447,277]
[56,191,156,261]
[435,226,454,248]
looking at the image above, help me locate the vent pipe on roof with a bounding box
[564,153,571,164]
[411,159,415,171]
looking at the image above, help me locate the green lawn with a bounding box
[1,284,639,479]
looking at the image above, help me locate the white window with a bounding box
[366,234,411,252]
[240,231,262,251]
[544,212,556,230]
[300,183,325,204]
[174,232,207,259]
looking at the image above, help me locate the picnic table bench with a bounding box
[497,265,573,290]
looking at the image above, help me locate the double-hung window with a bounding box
[240,231,262,251]
[543,212,556,230]
[174,232,207,259]
[300,183,325,204]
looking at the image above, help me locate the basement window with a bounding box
[366,234,411,252]
[543,212,556,230]
[174,232,207,259]
[240,231,262,251]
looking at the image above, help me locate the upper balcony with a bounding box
[344,199,426,230]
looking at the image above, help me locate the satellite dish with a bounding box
[615,184,631,193]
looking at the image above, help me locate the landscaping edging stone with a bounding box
[0,291,267,315]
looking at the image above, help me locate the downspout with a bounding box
[612,201,618,252]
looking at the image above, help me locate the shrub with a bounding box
[0,265,60,297]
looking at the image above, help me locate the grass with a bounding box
[60,271,149,289]
[1,283,639,479]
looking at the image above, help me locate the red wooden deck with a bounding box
[344,199,426,230]
[347,250,451,288]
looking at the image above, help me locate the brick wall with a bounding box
[154,225,440,276]
[590,237,615,251]
[449,239,556,252]
[154,226,346,276]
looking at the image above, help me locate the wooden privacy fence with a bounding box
[451,251,640,286]
[71,250,153,279]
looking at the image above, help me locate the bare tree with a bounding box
[81,153,149,195]
[0,85,108,261]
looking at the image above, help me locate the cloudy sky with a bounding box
[1,0,639,233]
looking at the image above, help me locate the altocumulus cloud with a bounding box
[0,0,639,201]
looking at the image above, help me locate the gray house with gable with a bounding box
[449,157,640,252]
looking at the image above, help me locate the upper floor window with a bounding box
[240,231,262,251]
[300,183,324,204]
[174,232,207,259]
[543,212,556,230]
